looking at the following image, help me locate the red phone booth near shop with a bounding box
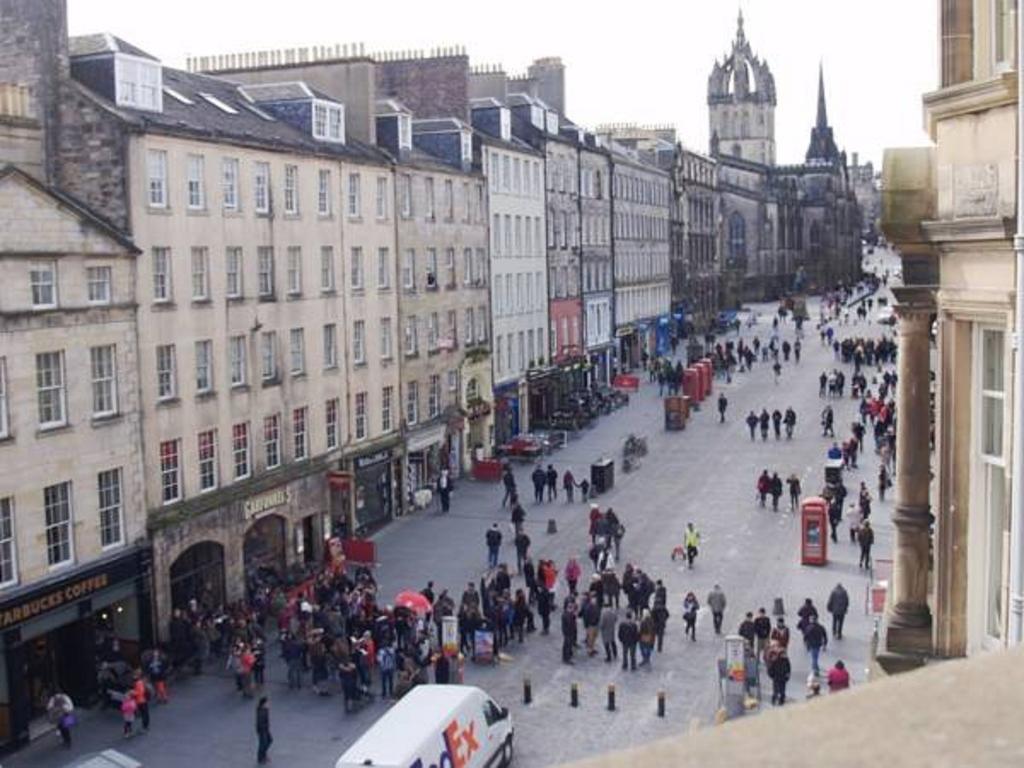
[685,367,703,402]
[800,497,829,566]
[699,359,713,397]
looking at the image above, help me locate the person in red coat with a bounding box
[827,659,851,692]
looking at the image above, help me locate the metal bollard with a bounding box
[607,683,616,711]
[523,678,532,705]
[657,690,665,718]
[547,519,557,534]
[570,682,579,707]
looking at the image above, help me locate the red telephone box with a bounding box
[685,367,704,401]
[699,359,713,397]
[800,497,829,566]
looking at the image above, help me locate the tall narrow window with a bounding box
[405,316,418,355]
[44,481,73,566]
[403,249,416,290]
[156,344,177,400]
[446,248,456,288]
[400,174,412,218]
[186,154,205,209]
[195,339,213,393]
[325,398,339,451]
[444,179,454,220]
[98,468,123,548]
[87,266,112,304]
[257,246,275,298]
[348,173,361,217]
[425,177,435,220]
[376,177,388,219]
[160,439,181,503]
[378,247,391,289]
[289,328,305,375]
[428,313,439,350]
[263,414,281,468]
[197,429,218,490]
[381,386,393,432]
[293,406,308,460]
[380,318,393,359]
[153,247,172,302]
[30,262,56,308]
[355,392,367,440]
[254,162,270,213]
[323,324,338,369]
[226,247,243,298]
[0,497,15,585]
[284,165,299,214]
[36,351,66,427]
[191,247,210,300]
[261,331,278,381]
[0,358,7,438]
[321,246,336,291]
[287,246,302,295]
[229,335,247,386]
[90,345,117,416]
[428,374,441,418]
[351,247,364,290]
[232,422,250,480]
[318,169,332,216]
[147,149,168,207]
[353,321,366,364]
[222,157,239,211]
[406,381,419,425]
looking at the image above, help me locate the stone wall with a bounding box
[377,54,470,121]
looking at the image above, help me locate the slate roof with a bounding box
[237,82,314,103]
[68,36,389,166]
[69,33,158,61]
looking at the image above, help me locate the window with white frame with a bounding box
[348,173,361,217]
[191,247,210,300]
[152,247,172,302]
[229,335,247,386]
[428,374,441,418]
[380,317,393,359]
[186,154,205,209]
[403,249,416,290]
[317,168,332,215]
[444,179,454,220]
[445,248,456,287]
[406,381,419,425]
[325,398,339,450]
[287,247,302,295]
[378,247,391,290]
[398,113,412,149]
[284,165,299,214]
[323,323,338,369]
[426,248,438,289]
[225,247,243,298]
[195,339,213,393]
[293,406,308,460]
[222,157,239,210]
[232,422,250,480]
[425,177,435,220]
[289,328,306,375]
[350,247,364,290]
[0,497,15,586]
[428,313,439,350]
[447,369,458,393]
[30,261,56,308]
[97,468,123,548]
[320,246,335,292]
[254,162,270,213]
[355,392,367,440]
[381,386,393,432]
[160,439,181,503]
[197,429,218,491]
[0,358,7,438]
[87,266,112,304]
[476,248,486,285]
[261,331,277,380]
[464,308,475,347]
[36,351,66,427]
[114,54,162,111]
[376,176,388,219]
[312,101,345,143]
[478,306,488,343]
[404,315,418,355]
[147,149,168,207]
[263,414,281,468]
[979,327,1008,640]
[44,481,73,566]
[90,345,117,416]
[353,321,366,364]
[156,344,176,400]
[258,246,274,297]
[400,174,412,218]
[447,310,458,348]
[462,248,472,286]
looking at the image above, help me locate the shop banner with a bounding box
[442,616,458,657]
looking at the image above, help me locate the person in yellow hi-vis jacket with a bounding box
[684,523,701,569]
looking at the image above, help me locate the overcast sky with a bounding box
[68,0,936,168]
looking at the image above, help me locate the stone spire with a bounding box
[816,61,828,129]
[736,8,745,45]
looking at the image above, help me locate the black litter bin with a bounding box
[591,458,615,495]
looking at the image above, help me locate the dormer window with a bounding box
[460,130,472,164]
[499,108,511,141]
[114,54,162,112]
[398,114,412,151]
[545,111,558,135]
[530,105,544,129]
[312,100,345,143]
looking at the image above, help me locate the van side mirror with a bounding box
[499,706,509,719]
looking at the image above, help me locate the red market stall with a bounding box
[800,497,829,566]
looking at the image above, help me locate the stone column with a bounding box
[885,293,935,657]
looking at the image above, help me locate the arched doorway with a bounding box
[243,515,287,593]
[170,541,225,613]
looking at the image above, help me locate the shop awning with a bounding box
[406,423,447,453]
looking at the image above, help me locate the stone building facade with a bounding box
[674,148,720,332]
[709,13,862,303]
[880,0,1019,664]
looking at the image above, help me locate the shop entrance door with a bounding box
[23,618,97,721]
[170,541,226,613]
[244,515,287,592]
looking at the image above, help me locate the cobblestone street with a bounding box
[7,264,898,768]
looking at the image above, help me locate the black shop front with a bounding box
[0,546,152,749]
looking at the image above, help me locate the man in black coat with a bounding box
[545,465,558,501]
[561,603,578,664]
[827,583,850,639]
[617,611,639,671]
[753,608,772,655]
[531,465,546,504]
[738,612,757,649]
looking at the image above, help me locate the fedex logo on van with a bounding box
[408,718,480,768]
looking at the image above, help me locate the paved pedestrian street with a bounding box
[9,272,898,768]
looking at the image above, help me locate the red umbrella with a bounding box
[395,590,432,615]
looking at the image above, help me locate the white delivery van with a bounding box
[335,684,513,768]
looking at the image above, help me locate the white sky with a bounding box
[68,0,936,168]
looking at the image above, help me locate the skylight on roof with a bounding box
[199,92,239,115]
[163,86,193,105]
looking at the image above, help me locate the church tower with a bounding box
[804,63,841,165]
[707,10,777,165]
